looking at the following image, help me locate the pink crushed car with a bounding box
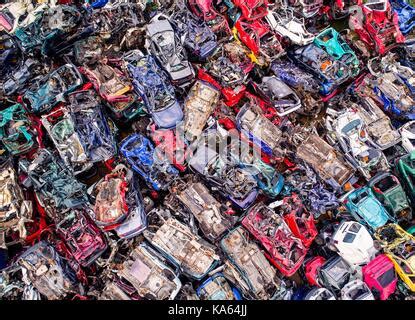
[363,254,397,300]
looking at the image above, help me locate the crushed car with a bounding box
[241,203,308,277]
[143,209,220,280]
[145,13,194,87]
[221,226,292,299]
[325,107,389,179]
[120,133,179,191]
[3,0,415,302]
[117,243,182,300]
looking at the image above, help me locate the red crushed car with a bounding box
[349,0,405,55]
[198,67,247,107]
[233,19,283,64]
[279,193,318,247]
[242,202,308,276]
[232,0,268,21]
[188,0,230,34]
[149,124,190,172]
[305,256,326,286]
[56,208,107,267]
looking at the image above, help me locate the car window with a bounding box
[347,286,368,299]
[320,33,333,43]
[351,191,368,205]
[343,232,356,243]
[374,175,397,192]
[348,223,361,233]
[325,259,349,282]
[365,2,386,11]
[341,119,361,134]
[377,267,396,287]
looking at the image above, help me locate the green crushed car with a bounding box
[368,171,412,223]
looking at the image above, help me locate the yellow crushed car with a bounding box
[375,224,415,291]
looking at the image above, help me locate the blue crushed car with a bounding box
[68,89,117,163]
[371,76,415,121]
[171,8,218,60]
[0,33,21,81]
[120,133,179,190]
[288,43,352,95]
[271,60,320,93]
[124,50,183,129]
[86,0,109,9]
[196,273,243,300]
[188,127,259,209]
[391,0,415,35]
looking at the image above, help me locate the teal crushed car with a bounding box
[344,186,393,230]
[243,160,285,198]
[314,28,360,77]
[228,138,285,198]
[407,225,415,235]
[369,172,412,223]
[22,63,83,114]
[0,103,39,156]
[396,150,415,206]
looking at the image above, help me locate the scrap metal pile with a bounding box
[2,0,415,301]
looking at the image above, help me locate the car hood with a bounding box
[152,101,183,129]
[384,186,409,213]
[358,197,389,229]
